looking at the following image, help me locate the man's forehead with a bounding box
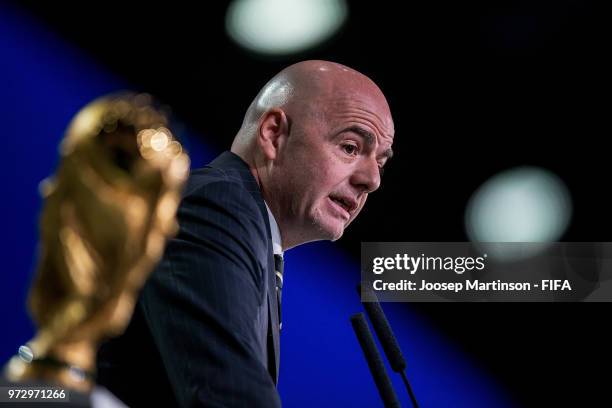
[325,91,392,123]
[302,79,394,148]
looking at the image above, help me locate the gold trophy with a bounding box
[3,92,190,393]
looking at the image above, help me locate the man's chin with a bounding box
[316,221,345,241]
[310,209,346,241]
[329,232,343,242]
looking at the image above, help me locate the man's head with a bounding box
[232,60,394,250]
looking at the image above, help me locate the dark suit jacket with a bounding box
[97,151,281,407]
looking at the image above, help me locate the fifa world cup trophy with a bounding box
[3,92,190,393]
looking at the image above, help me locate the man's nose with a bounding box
[350,157,381,193]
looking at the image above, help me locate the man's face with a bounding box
[273,91,394,244]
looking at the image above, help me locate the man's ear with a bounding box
[257,108,289,161]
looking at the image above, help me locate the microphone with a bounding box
[358,283,419,408]
[350,313,401,408]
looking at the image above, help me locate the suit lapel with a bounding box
[209,151,280,383]
[267,250,280,383]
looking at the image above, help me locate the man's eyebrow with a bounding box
[344,125,374,145]
[382,147,393,160]
[343,126,394,161]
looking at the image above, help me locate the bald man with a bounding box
[96,60,394,407]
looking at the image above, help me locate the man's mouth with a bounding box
[329,195,357,217]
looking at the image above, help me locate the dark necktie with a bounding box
[274,254,284,330]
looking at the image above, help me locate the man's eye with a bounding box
[342,143,359,156]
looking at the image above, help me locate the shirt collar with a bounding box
[265,202,283,257]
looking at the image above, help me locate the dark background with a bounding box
[4,1,611,405]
